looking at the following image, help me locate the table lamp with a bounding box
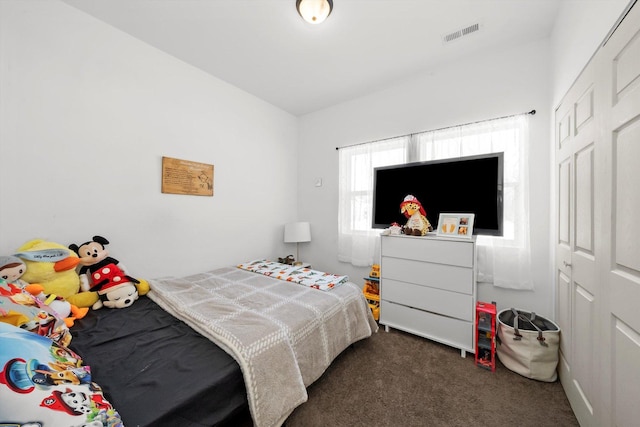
[284,222,311,263]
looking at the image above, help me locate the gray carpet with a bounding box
[283,327,578,427]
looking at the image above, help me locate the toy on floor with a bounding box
[69,235,149,297]
[400,194,432,236]
[363,264,380,321]
[15,239,98,308]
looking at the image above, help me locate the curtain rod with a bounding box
[335,109,536,151]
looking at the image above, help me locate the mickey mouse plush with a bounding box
[69,235,149,297]
[69,236,122,292]
[91,263,140,310]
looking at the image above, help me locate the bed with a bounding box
[69,295,249,426]
[0,261,377,427]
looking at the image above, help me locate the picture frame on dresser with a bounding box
[436,213,474,238]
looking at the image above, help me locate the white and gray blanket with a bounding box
[148,266,378,427]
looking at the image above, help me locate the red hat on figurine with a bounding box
[400,194,426,217]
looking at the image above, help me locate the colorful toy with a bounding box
[25,283,89,327]
[0,278,73,345]
[381,222,403,236]
[15,239,98,308]
[400,194,432,236]
[69,235,122,291]
[362,264,380,321]
[0,255,30,289]
[91,263,140,310]
[69,235,149,297]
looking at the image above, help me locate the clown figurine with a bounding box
[400,194,433,236]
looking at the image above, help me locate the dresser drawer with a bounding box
[380,301,473,352]
[381,279,473,321]
[382,235,474,267]
[381,256,473,294]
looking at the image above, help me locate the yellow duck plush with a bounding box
[15,239,99,308]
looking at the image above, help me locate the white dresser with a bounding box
[379,234,477,357]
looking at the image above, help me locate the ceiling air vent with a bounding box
[443,23,480,44]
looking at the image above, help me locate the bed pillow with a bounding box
[0,279,71,347]
[237,259,349,290]
[0,321,123,426]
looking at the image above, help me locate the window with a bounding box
[338,115,532,289]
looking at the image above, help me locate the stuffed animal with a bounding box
[69,235,149,296]
[0,255,30,289]
[381,222,403,236]
[400,195,433,236]
[91,263,140,310]
[25,283,89,327]
[15,239,98,308]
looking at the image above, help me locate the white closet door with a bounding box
[598,3,640,426]
[556,3,640,426]
[555,58,599,427]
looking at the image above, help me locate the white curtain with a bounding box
[338,136,409,266]
[337,114,533,290]
[414,115,532,289]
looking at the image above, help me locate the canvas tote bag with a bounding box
[497,308,561,382]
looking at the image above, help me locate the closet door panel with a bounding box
[575,86,594,135]
[609,121,640,427]
[573,145,596,295]
[599,4,640,426]
[614,121,640,271]
[556,138,572,282]
[555,56,599,427]
[557,271,572,358]
[558,159,572,247]
[572,284,596,408]
[570,98,598,425]
[613,319,640,427]
[574,147,593,254]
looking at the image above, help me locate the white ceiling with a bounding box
[61,0,562,116]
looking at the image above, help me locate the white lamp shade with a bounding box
[296,0,333,25]
[284,222,311,243]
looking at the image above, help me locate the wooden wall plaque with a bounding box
[161,156,214,196]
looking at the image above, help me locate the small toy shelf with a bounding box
[475,301,497,372]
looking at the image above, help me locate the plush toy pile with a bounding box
[0,235,149,426]
[0,287,124,425]
[14,239,98,309]
[2,236,149,314]
[69,235,149,310]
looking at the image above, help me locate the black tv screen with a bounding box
[372,153,504,236]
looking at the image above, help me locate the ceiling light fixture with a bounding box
[296,0,333,25]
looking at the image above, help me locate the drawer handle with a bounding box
[563,261,572,268]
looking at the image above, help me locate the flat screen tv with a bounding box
[372,152,504,236]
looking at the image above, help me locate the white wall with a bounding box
[0,0,299,279]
